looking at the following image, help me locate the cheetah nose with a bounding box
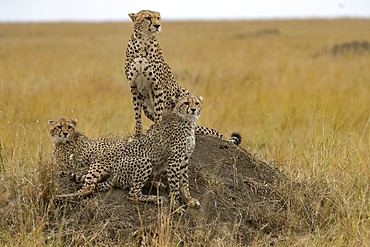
[63,133,68,137]
[154,24,160,29]
[191,108,196,114]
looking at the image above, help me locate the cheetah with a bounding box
[58,95,203,209]
[49,118,127,181]
[125,10,241,145]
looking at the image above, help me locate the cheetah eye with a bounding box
[184,102,189,106]
[195,102,199,105]
[57,126,62,129]
[157,17,160,20]
[68,126,72,129]
[145,17,151,20]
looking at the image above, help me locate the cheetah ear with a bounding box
[71,119,78,126]
[48,120,54,125]
[198,96,203,102]
[128,13,137,22]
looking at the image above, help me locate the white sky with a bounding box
[0,0,369,22]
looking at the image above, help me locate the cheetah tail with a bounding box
[230,132,242,145]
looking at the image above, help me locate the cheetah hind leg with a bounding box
[55,172,91,198]
[56,162,109,198]
[95,175,117,192]
[60,170,86,183]
[127,158,165,204]
[95,171,163,196]
[56,179,115,198]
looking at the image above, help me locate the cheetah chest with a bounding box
[184,128,196,155]
[135,64,155,114]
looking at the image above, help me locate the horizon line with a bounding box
[0,15,369,23]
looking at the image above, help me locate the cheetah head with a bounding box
[173,95,203,122]
[48,118,78,144]
[129,10,161,37]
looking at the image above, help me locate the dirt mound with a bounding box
[48,135,285,245]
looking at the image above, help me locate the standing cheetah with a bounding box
[125,10,241,145]
[58,95,203,209]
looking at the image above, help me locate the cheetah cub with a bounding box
[125,10,241,145]
[49,118,127,181]
[59,95,203,209]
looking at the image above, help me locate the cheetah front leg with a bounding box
[166,155,183,209]
[140,66,164,124]
[128,58,163,138]
[129,84,144,139]
[179,156,200,208]
[151,79,164,124]
[142,104,155,122]
[128,58,147,139]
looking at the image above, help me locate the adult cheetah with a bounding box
[125,10,241,145]
[58,95,203,209]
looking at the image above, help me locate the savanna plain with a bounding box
[0,19,369,246]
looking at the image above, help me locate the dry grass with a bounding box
[0,19,369,246]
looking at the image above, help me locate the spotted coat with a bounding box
[125,10,241,145]
[49,118,127,181]
[58,95,203,209]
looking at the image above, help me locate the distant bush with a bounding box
[331,40,369,55]
[235,28,280,39]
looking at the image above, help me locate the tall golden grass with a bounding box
[0,19,369,245]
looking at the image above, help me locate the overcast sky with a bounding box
[0,0,369,22]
